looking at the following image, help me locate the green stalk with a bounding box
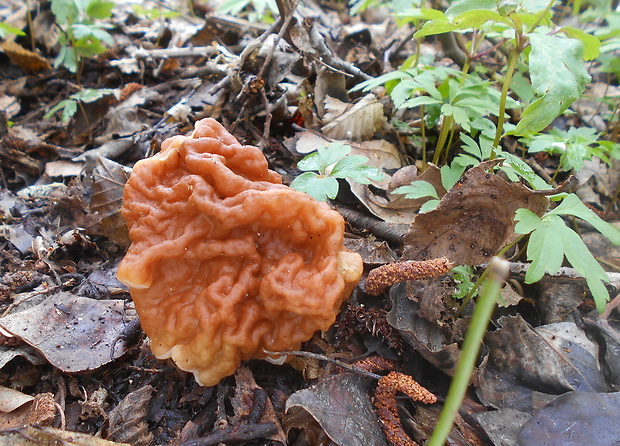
[432,115,454,165]
[528,0,558,34]
[492,47,520,151]
[428,257,509,446]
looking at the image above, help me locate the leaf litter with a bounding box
[0,0,619,444]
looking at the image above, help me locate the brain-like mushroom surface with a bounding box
[117,118,363,386]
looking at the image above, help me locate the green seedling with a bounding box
[290,142,384,202]
[515,194,620,312]
[44,88,116,123]
[51,0,115,76]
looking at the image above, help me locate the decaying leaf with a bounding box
[476,315,607,411]
[386,284,462,376]
[0,292,137,373]
[0,425,130,446]
[0,392,55,430]
[321,94,387,141]
[403,160,549,264]
[285,373,386,446]
[231,366,286,444]
[89,156,130,245]
[518,391,620,446]
[103,385,154,446]
[2,40,51,74]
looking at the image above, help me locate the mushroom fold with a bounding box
[117,118,363,386]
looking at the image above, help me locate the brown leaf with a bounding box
[0,392,55,429]
[403,160,549,264]
[2,41,51,74]
[90,156,130,245]
[285,374,387,446]
[104,385,154,446]
[0,292,137,373]
[0,425,131,446]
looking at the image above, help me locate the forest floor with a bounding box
[1,0,620,445]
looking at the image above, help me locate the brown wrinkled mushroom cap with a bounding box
[117,118,363,386]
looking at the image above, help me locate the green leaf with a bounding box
[515,208,612,312]
[403,96,443,108]
[330,156,384,183]
[71,88,115,103]
[290,173,339,202]
[394,180,439,199]
[516,34,591,135]
[0,23,26,37]
[61,101,78,123]
[51,0,79,24]
[549,194,620,245]
[420,199,441,213]
[319,142,351,169]
[562,26,601,61]
[517,213,567,283]
[44,100,74,120]
[444,0,498,19]
[440,163,467,190]
[86,0,115,19]
[297,152,324,173]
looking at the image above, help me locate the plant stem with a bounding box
[428,257,509,446]
[492,47,520,151]
[528,0,557,33]
[433,115,454,165]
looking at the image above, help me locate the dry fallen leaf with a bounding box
[2,40,51,74]
[89,156,130,245]
[0,392,55,430]
[0,425,131,446]
[285,373,386,446]
[321,94,387,141]
[0,292,137,373]
[103,385,154,446]
[403,160,549,264]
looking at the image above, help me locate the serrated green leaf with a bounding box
[44,99,74,119]
[72,88,115,103]
[420,199,441,213]
[61,101,78,123]
[290,173,338,202]
[394,180,439,199]
[514,208,542,234]
[516,34,591,135]
[522,215,566,283]
[403,96,443,108]
[319,142,351,168]
[440,163,467,189]
[297,152,324,173]
[51,0,79,24]
[549,194,620,245]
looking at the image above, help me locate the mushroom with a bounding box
[117,118,363,386]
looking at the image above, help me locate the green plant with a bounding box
[217,0,278,23]
[290,142,385,202]
[131,4,181,20]
[0,23,26,38]
[522,127,620,176]
[51,0,115,76]
[515,194,620,313]
[44,88,116,123]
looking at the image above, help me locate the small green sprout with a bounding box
[290,142,385,202]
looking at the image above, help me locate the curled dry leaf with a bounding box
[89,156,130,246]
[321,94,387,141]
[103,385,154,446]
[403,160,549,264]
[1,40,51,74]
